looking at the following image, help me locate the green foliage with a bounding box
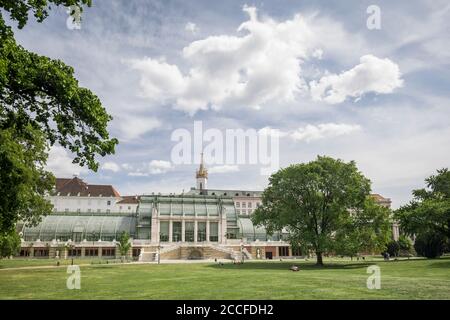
[116,232,131,257]
[398,235,412,251]
[395,168,450,259]
[386,240,400,257]
[0,0,92,30]
[0,0,118,234]
[0,126,54,232]
[252,156,391,265]
[0,230,21,258]
[395,168,450,239]
[414,232,446,258]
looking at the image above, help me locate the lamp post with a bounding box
[158,232,161,264]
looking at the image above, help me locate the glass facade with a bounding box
[185,222,195,242]
[197,222,206,242]
[160,221,169,242]
[172,222,182,242]
[209,222,218,242]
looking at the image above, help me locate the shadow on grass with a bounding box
[207,261,373,271]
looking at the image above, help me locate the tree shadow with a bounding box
[207,260,372,271]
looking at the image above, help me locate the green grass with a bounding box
[0,257,449,299]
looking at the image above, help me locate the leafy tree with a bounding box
[0,0,118,235]
[252,156,391,266]
[398,235,412,252]
[334,197,392,259]
[0,231,21,258]
[395,169,450,257]
[116,232,131,258]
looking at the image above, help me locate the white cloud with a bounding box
[290,123,361,142]
[310,55,403,104]
[185,22,199,34]
[128,160,173,176]
[46,145,87,177]
[116,114,161,140]
[101,161,121,172]
[128,5,323,114]
[208,165,240,174]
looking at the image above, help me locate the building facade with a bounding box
[16,159,398,261]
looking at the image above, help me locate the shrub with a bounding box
[386,240,400,257]
[414,232,446,258]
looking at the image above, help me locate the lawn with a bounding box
[0,257,449,299]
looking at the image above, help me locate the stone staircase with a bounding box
[139,249,156,262]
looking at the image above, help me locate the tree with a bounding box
[386,240,400,257]
[0,231,21,258]
[252,156,391,266]
[395,168,450,256]
[0,0,118,236]
[116,232,131,258]
[334,198,392,259]
[414,232,446,259]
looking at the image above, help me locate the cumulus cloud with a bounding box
[129,160,173,176]
[310,55,403,104]
[208,165,240,174]
[46,145,87,177]
[290,123,361,142]
[116,114,161,140]
[101,161,121,172]
[127,5,322,114]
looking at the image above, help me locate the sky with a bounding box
[7,0,450,208]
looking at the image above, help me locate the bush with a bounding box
[386,240,400,257]
[414,232,446,258]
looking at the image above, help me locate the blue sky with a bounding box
[8,0,450,208]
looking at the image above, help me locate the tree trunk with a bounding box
[316,251,323,266]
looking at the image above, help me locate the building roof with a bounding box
[370,193,391,203]
[20,214,136,240]
[117,196,139,204]
[54,177,121,197]
[187,188,263,197]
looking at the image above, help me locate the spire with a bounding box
[196,152,208,179]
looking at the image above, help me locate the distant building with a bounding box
[16,158,398,260]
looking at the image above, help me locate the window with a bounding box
[119,206,122,210]
[197,222,206,242]
[97,209,101,213]
[19,249,30,257]
[248,202,252,208]
[185,222,194,242]
[132,248,141,257]
[85,248,98,256]
[160,222,169,242]
[107,200,111,206]
[65,208,69,212]
[242,202,246,208]
[34,249,49,257]
[106,209,111,213]
[172,222,182,242]
[102,248,115,256]
[68,248,82,257]
[278,247,289,256]
[128,206,131,210]
[256,202,261,207]
[76,208,81,213]
[209,222,218,242]
[236,202,240,207]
